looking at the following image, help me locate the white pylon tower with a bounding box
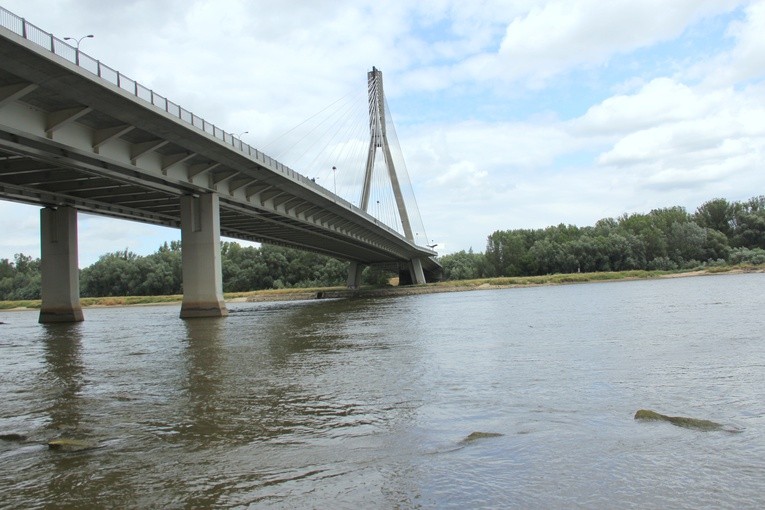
[346,66,427,288]
[359,66,415,242]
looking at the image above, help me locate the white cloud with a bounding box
[588,77,765,198]
[1,0,765,262]
[447,0,745,87]
[574,78,715,135]
[433,160,488,188]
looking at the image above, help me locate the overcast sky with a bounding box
[2,0,764,266]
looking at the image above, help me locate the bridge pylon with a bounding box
[348,67,427,288]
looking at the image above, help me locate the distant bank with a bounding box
[1,265,763,311]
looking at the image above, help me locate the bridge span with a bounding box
[0,8,438,321]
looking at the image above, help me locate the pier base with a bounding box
[39,206,84,323]
[180,193,228,318]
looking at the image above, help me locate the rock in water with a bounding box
[634,409,726,431]
[47,438,99,452]
[461,431,504,443]
[0,433,27,442]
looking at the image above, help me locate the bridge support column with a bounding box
[180,193,228,319]
[399,258,427,286]
[410,258,426,285]
[347,261,364,289]
[39,206,84,323]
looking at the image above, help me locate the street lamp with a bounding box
[64,34,94,65]
[237,131,249,138]
[332,166,337,195]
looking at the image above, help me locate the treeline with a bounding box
[0,241,378,301]
[4,196,765,300]
[439,196,765,280]
[78,241,352,297]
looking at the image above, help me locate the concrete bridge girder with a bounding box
[0,62,433,265]
[0,23,440,322]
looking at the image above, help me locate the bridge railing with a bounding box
[0,6,409,241]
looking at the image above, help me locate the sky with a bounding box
[1,0,764,266]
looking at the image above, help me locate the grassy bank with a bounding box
[1,264,763,310]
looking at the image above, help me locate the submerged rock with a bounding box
[47,438,100,452]
[461,431,504,443]
[0,433,27,442]
[634,409,733,432]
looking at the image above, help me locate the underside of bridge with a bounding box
[0,10,440,321]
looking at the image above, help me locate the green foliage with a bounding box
[3,195,765,299]
[485,229,537,276]
[439,249,489,280]
[444,195,765,281]
[220,242,347,292]
[695,198,735,237]
[361,265,396,286]
[0,254,42,300]
[1,241,349,300]
[728,247,765,265]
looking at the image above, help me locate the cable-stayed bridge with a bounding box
[0,7,439,322]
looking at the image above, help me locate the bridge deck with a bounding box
[0,18,438,271]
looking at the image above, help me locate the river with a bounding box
[1,273,764,509]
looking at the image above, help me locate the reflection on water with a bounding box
[182,318,226,441]
[41,324,84,433]
[1,274,764,508]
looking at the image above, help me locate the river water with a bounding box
[1,273,764,509]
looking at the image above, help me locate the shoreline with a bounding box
[2,266,763,312]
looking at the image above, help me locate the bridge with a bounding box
[0,7,439,322]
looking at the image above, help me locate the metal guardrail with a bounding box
[0,6,411,239]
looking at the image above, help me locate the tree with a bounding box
[528,239,570,274]
[0,254,42,300]
[439,249,488,280]
[485,230,535,276]
[731,196,765,249]
[649,206,691,231]
[80,250,143,296]
[667,222,707,265]
[694,198,735,238]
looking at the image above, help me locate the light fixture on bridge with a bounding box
[237,131,249,139]
[332,166,337,195]
[63,34,94,65]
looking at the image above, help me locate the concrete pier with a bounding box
[347,261,364,289]
[179,193,228,318]
[39,206,84,323]
[409,258,426,285]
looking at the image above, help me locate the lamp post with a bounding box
[332,166,337,195]
[63,34,94,65]
[236,131,248,148]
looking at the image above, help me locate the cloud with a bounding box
[574,78,715,135]
[1,0,765,261]
[494,0,744,82]
[685,0,765,87]
[588,77,765,195]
